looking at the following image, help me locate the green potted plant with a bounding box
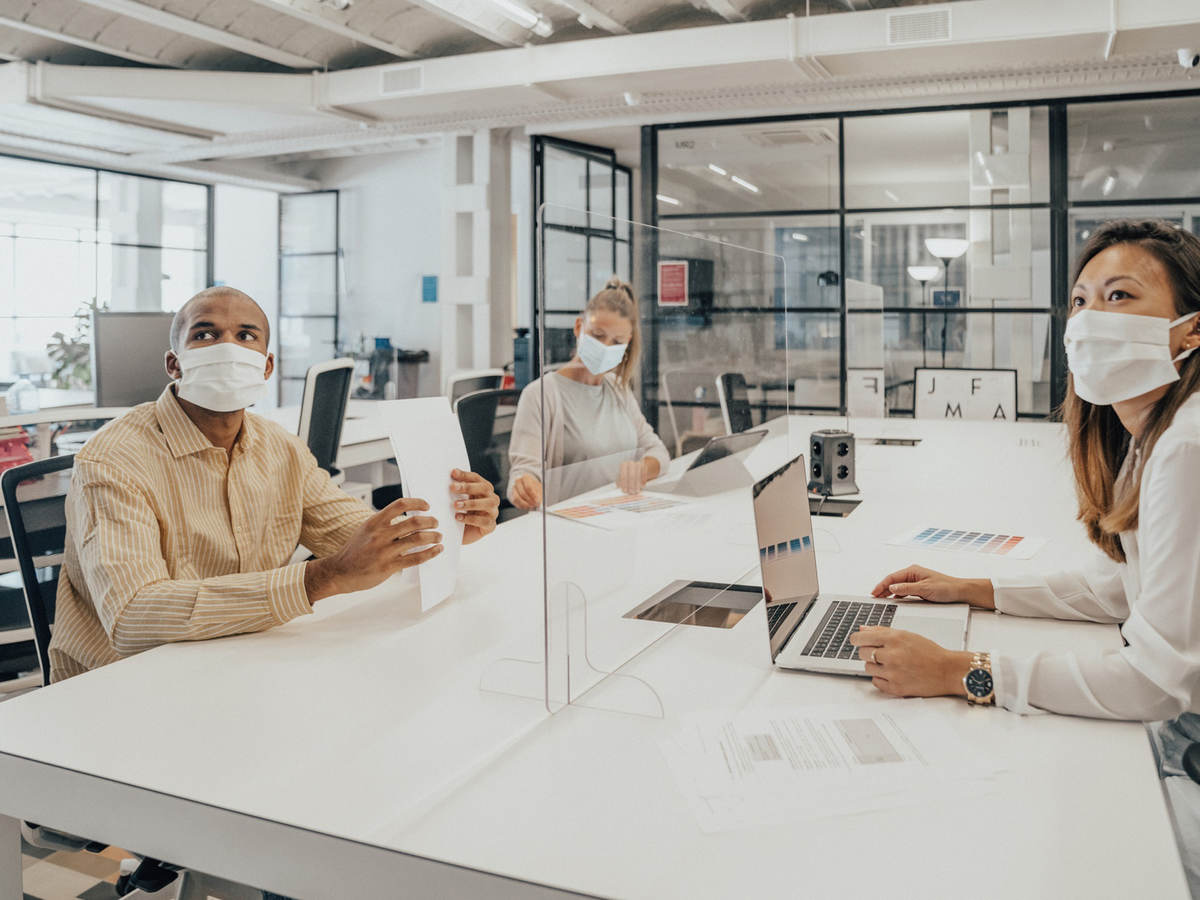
[46,299,107,390]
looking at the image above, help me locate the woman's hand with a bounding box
[616,457,660,495]
[451,469,500,544]
[510,473,543,510]
[870,564,995,610]
[849,626,974,698]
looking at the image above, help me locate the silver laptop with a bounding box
[752,453,968,675]
[649,429,767,497]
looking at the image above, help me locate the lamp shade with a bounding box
[924,237,969,260]
[907,265,941,283]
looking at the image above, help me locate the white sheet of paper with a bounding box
[660,704,1003,832]
[387,400,470,611]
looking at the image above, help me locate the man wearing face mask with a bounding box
[508,277,670,509]
[48,286,500,683]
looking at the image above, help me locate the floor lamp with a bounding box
[907,265,941,368]
[923,237,970,367]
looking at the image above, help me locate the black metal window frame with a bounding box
[639,87,1200,422]
[531,135,634,375]
[277,189,341,403]
[0,151,214,330]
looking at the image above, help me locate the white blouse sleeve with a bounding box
[992,438,1200,719]
[991,552,1128,624]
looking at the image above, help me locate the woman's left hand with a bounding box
[450,469,500,545]
[848,626,974,698]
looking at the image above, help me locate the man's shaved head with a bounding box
[170,287,270,353]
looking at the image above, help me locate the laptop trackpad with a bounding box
[893,612,966,650]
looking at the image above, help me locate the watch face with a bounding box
[966,668,994,698]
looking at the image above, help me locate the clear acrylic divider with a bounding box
[520,204,794,717]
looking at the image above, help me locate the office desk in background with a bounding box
[0,417,1188,899]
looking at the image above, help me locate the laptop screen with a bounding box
[686,428,767,472]
[752,453,819,661]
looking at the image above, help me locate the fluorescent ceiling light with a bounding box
[708,163,727,176]
[1101,173,1118,196]
[790,232,809,242]
[485,0,553,34]
[924,237,969,260]
[656,193,681,206]
[974,150,986,166]
[983,168,994,186]
[730,175,759,193]
[907,265,941,283]
[884,189,899,203]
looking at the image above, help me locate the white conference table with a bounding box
[0,415,1189,899]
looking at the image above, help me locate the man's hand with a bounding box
[304,498,442,604]
[452,468,500,545]
[511,473,543,510]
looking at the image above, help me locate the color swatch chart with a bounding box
[888,526,1045,560]
[552,493,684,521]
[759,535,813,561]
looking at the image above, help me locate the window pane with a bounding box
[589,236,615,296]
[658,120,839,214]
[844,107,1049,209]
[1070,205,1200,263]
[615,169,630,239]
[280,255,336,316]
[845,211,1051,310]
[542,146,588,227]
[99,245,205,312]
[279,317,336,379]
[0,158,94,231]
[662,215,839,311]
[98,172,208,250]
[543,228,586,313]
[1068,96,1200,202]
[588,160,613,231]
[280,192,337,254]
[0,316,77,383]
[13,237,95,318]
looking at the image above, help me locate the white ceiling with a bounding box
[0,0,1196,190]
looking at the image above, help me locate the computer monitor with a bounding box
[92,312,174,407]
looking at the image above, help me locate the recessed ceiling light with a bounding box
[731,175,759,193]
[790,232,809,241]
[656,193,681,206]
[884,189,899,203]
[708,163,727,176]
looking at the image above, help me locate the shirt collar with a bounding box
[154,385,258,458]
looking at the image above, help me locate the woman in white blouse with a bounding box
[508,277,670,510]
[848,219,1200,891]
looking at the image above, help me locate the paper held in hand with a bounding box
[387,398,470,611]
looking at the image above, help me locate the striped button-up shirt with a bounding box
[49,386,373,682]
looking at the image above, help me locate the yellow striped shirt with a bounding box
[49,386,372,682]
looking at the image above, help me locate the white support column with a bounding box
[439,130,513,392]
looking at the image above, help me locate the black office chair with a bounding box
[716,372,754,435]
[298,358,355,485]
[447,369,504,412]
[1,454,73,689]
[456,388,523,523]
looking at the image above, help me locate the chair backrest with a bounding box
[913,368,1018,422]
[715,372,754,435]
[455,388,522,502]
[1,454,75,687]
[298,358,355,474]
[446,369,504,411]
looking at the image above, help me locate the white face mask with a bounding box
[175,342,269,412]
[577,331,629,376]
[1064,308,1199,405]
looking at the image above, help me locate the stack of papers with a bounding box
[660,704,1004,832]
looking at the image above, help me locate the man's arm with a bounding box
[297,458,374,559]
[73,461,314,657]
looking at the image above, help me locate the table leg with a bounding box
[0,814,22,900]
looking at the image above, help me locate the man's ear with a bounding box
[165,350,181,380]
[264,352,275,381]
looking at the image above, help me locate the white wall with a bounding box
[288,147,445,396]
[212,183,279,409]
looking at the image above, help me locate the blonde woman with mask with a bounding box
[845,219,1200,892]
[509,277,670,510]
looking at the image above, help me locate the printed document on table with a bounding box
[387,399,470,611]
[661,704,1003,832]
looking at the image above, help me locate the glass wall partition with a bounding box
[646,91,1200,421]
[0,155,209,389]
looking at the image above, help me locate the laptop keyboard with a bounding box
[800,600,896,660]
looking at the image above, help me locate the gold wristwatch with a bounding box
[963,652,995,706]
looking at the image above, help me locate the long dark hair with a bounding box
[1063,219,1200,562]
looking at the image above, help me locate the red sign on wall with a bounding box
[657,261,689,307]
